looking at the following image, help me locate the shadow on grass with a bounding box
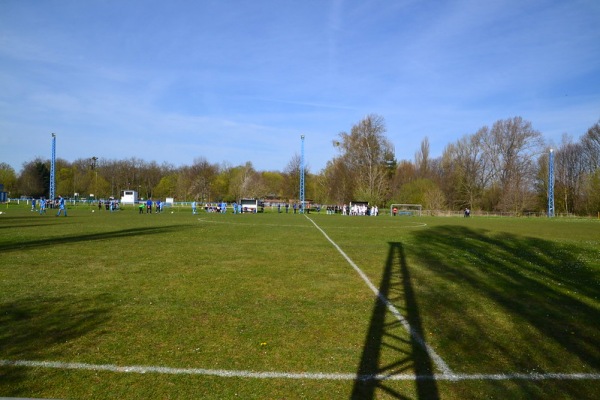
[351,242,440,400]
[0,294,112,393]
[410,225,600,372]
[0,214,65,229]
[0,225,189,252]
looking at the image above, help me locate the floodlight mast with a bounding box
[548,148,555,217]
[300,135,305,213]
[50,133,56,200]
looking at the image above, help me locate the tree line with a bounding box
[1,115,599,215]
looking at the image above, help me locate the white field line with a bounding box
[304,215,453,375]
[1,360,599,381]
[197,218,313,228]
[196,218,427,229]
[5,217,597,383]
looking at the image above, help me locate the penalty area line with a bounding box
[1,360,599,382]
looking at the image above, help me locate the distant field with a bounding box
[1,203,599,399]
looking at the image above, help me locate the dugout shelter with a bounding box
[240,198,259,213]
[120,190,138,205]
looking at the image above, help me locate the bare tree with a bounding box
[392,160,416,189]
[554,135,586,214]
[581,169,600,215]
[187,157,218,202]
[579,121,600,214]
[283,154,302,200]
[484,117,544,212]
[414,137,430,179]
[228,162,263,201]
[334,114,394,204]
[323,157,354,204]
[441,127,493,210]
[581,120,600,172]
[141,161,163,199]
[104,157,146,198]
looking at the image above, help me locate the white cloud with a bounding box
[1,0,599,173]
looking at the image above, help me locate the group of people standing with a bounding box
[98,199,120,212]
[30,196,67,216]
[191,201,228,214]
[139,199,164,214]
[342,204,379,216]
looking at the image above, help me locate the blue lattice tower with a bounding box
[300,135,305,213]
[50,133,56,200]
[548,148,555,217]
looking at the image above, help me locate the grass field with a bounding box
[1,203,599,399]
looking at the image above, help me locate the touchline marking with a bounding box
[304,215,453,375]
[1,360,598,381]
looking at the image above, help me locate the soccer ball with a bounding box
[171,211,174,214]
[92,210,95,213]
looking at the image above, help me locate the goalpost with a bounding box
[390,203,422,216]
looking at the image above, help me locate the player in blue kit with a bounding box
[56,196,67,217]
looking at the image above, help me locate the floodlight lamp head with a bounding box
[52,133,56,137]
[301,135,305,139]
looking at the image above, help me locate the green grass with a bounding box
[1,203,599,399]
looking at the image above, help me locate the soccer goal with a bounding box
[390,203,422,216]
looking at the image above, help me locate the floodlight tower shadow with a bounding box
[350,242,440,400]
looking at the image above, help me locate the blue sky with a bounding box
[1,0,599,174]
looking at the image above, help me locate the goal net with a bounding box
[390,203,422,216]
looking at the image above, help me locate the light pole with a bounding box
[299,135,305,213]
[548,149,555,217]
[91,156,98,201]
[50,133,56,199]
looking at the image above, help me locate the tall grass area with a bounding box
[1,203,599,399]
